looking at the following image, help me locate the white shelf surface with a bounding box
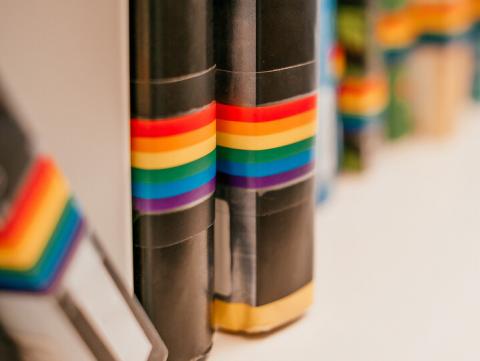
[210,105,480,361]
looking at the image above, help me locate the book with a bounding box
[129,1,215,359]
[0,82,167,361]
[213,0,317,333]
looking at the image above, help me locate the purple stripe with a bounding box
[134,178,216,213]
[217,163,314,189]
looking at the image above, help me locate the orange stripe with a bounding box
[131,121,216,152]
[338,77,387,114]
[0,163,69,270]
[339,77,386,96]
[376,11,417,48]
[411,1,474,33]
[475,1,480,18]
[0,159,54,246]
[217,109,316,136]
[339,92,387,115]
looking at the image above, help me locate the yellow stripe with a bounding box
[0,166,69,270]
[131,135,216,169]
[213,282,314,333]
[339,92,387,115]
[217,122,316,150]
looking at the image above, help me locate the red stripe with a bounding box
[131,102,215,137]
[0,157,50,239]
[216,94,317,123]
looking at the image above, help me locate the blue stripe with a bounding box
[0,200,81,291]
[340,114,382,132]
[217,149,314,177]
[132,164,216,199]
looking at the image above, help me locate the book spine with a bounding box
[129,1,215,359]
[213,0,317,333]
[0,83,167,361]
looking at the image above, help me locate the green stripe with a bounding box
[217,137,315,163]
[132,150,216,184]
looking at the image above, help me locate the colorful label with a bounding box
[412,1,474,37]
[131,103,216,213]
[376,1,475,47]
[338,76,387,171]
[376,10,416,51]
[0,157,83,292]
[216,94,317,189]
[338,77,388,117]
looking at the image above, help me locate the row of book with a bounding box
[331,0,480,175]
[318,0,480,202]
[1,0,479,360]
[130,1,317,360]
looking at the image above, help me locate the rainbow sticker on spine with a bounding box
[337,0,387,171]
[130,1,215,359]
[131,103,216,213]
[213,0,316,334]
[0,157,83,291]
[0,89,167,361]
[337,75,387,171]
[412,0,474,43]
[217,95,316,189]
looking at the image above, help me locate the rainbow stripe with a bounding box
[412,1,474,37]
[338,76,388,138]
[131,103,216,213]
[338,77,388,117]
[0,157,83,292]
[376,10,417,51]
[216,95,317,189]
[376,1,476,49]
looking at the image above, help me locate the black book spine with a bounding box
[130,0,216,359]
